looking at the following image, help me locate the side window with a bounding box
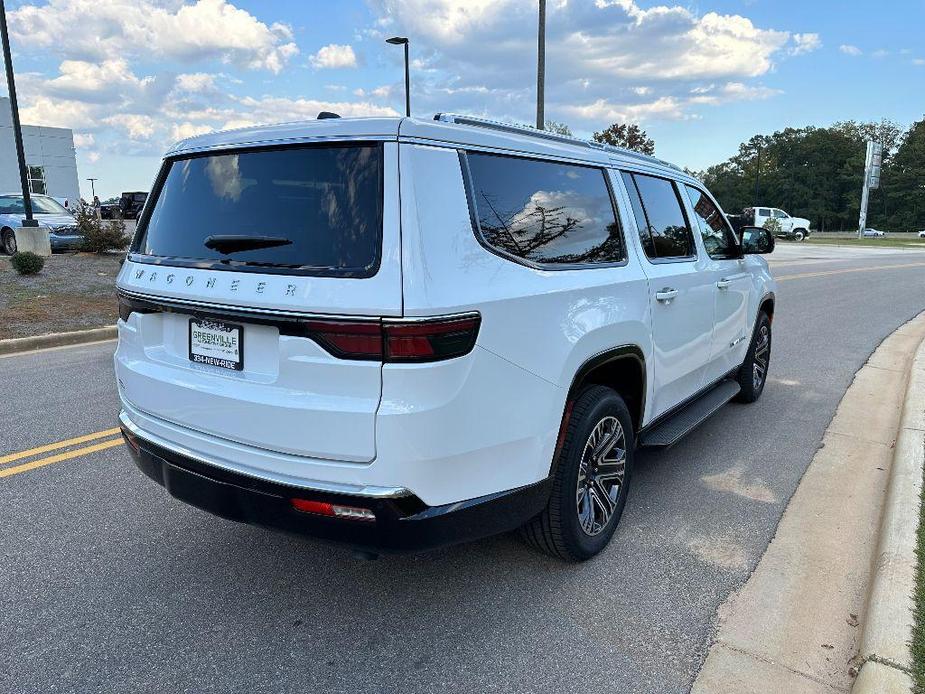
[624,172,694,260]
[621,172,656,258]
[465,152,624,266]
[683,185,739,260]
[758,208,771,217]
[772,209,788,219]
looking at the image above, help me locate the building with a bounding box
[1,96,80,204]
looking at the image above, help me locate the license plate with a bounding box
[189,318,243,371]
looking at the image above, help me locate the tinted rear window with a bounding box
[132,143,383,277]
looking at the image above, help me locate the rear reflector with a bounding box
[302,314,480,363]
[290,498,376,522]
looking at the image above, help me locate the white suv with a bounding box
[114,114,776,561]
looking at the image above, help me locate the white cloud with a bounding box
[103,113,158,140]
[309,44,358,69]
[9,0,299,73]
[840,44,862,56]
[790,33,821,56]
[170,122,215,141]
[175,73,218,93]
[914,58,925,66]
[369,0,809,125]
[73,133,95,148]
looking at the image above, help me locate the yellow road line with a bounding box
[0,427,121,465]
[777,261,925,282]
[0,438,124,479]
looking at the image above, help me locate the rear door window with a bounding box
[621,172,695,260]
[464,151,624,267]
[132,143,383,277]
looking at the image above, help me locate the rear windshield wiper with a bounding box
[203,235,293,254]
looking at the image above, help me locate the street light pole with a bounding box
[0,0,36,226]
[385,36,410,117]
[536,0,546,130]
[87,178,98,199]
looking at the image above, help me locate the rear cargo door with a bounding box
[115,140,401,463]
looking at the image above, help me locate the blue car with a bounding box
[0,193,84,254]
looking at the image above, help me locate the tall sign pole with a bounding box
[857,141,882,238]
[0,0,36,225]
[536,0,545,130]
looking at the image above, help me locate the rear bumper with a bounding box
[120,422,551,554]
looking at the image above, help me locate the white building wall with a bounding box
[0,97,80,203]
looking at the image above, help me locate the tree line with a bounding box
[698,118,925,232]
[539,115,925,232]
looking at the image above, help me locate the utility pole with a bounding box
[0,0,36,226]
[87,178,98,198]
[536,0,545,130]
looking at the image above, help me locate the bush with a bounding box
[762,217,783,235]
[11,251,44,275]
[76,207,130,253]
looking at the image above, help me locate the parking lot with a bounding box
[3,243,925,694]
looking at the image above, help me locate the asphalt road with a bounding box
[3,243,925,694]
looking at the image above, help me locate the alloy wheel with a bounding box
[576,416,626,536]
[753,324,770,391]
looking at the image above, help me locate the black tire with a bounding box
[1,228,16,255]
[521,385,634,561]
[793,229,806,242]
[735,312,771,403]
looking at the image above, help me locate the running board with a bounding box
[640,380,741,448]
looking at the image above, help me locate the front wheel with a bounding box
[521,385,634,561]
[793,229,806,242]
[1,228,16,255]
[735,312,771,403]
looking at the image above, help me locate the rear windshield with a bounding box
[132,143,383,277]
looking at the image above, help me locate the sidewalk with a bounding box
[692,312,925,693]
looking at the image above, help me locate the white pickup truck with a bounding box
[729,207,812,241]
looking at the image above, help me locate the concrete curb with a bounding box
[852,337,925,693]
[0,326,117,356]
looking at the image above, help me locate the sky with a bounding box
[1,0,923,200]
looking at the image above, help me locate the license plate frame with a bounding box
[188,318,244,371]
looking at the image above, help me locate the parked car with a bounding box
[100,203,120,219]
[917,230,925,238]
[118,191,148,219]
[862,228,886,238]
[115,114,776,561]
[0,193,83,254]
[728,206,811,241]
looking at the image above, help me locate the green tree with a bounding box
[592,122,655,155]
[544,120,572,136]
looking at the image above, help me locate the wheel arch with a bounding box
[547,346,645,478]
[758,291,775,324]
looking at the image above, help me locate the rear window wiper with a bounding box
[203,235,293,254]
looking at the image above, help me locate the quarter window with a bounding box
[683,185,739,260]
[622,172,694,260]
[465,152,624,266]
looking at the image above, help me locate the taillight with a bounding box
[383,315,481,362]
[301,320,383,360]
[302,314,480,363]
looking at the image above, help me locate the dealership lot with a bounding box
[3,244,925,694]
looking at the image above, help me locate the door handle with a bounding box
[716,279,732,290]
[655,288,679,303]
[717,273,749,290]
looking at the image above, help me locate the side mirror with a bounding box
[740,226,775,255]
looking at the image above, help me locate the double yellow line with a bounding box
[0,428,124,478]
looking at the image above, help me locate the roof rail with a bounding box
[434,113,593,149]
[433,112,681,171]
